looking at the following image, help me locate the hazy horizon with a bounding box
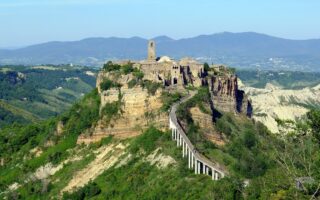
[1,0,320,48]
[2,31,320,50]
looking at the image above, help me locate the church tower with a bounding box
[148,40,156,60]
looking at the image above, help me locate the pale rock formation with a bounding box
[208,73,252,117]
[240,83,320,133]
[77,85,168,144]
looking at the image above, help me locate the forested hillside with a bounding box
[237,70,320,89]
[0,65,97,127]
[0,85,319,199]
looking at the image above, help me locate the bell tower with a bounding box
[148,40,156,60]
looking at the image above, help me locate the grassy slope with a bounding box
[1,65,319,199]
[0,100,39,123]
[0,89,101,195]
[0,94,316,200]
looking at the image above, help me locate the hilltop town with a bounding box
[1,41,320,199]
[78,41,252,144]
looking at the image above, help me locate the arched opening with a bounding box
[173,77,178,85]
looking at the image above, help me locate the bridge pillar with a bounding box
[202,164,205,174]
[191,154,194,169]
[213,171,219,180]
[171,129,174,140]
[185,143,187,156]
[195,160,198,174]
[197,162,201,174]
[174,129,177,140]
[211,169,215,180]
[186,145,188,157]
[176,132,179,146]
[182,141,185,157]
[188,148,190,168]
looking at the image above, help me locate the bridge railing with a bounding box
[169,92,227,180]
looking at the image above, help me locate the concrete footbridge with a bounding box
[169,91,227,180]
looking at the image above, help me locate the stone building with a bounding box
[133,40,205,87]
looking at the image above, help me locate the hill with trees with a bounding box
[0,65,97,127]
[0,64,319,199]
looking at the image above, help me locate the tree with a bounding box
[307,109,320,143]
[203,63,210,72]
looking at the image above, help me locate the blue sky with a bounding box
[0,0,320,47]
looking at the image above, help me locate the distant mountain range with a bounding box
[1,32,320,71]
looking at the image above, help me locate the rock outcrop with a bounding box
[190,107,225,146]
[240,82,320,133]
[77,72,168,144]
[208,73,252,117]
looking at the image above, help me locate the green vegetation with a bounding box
[237,70,320,89]
[103,61,121,72]
[129,126,163,153]
[1,62,320,199]
[102,61,145,90]
[1,103,320,199]
[203,62,210,72]
[62,127,244,200]
[307,109,320,143]
[0,106,29,127]
[0,89,101,192]
[121,63,134,75]
[127,79,138,88]
[177,87,271,178]
[160,91,183,112]
[99,78,121,91]
[103,61,144,78]
[140,80,162,95]
[176,87,211,122]
[133,70,144,80]
[175,85,320,199]
[0,65,97,126]
[62,181,101,200]
[101,100,122,125]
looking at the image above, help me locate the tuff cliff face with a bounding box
[78,63,253,144]
[208,69,252,117]
[77,71,168,144]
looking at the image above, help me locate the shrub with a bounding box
[204,62,210,72]
[101,101,122,125]
[127,79,137,88]
[121,63,134,75]
[141,80,162,95]
[103,61,121,72]
[100,79,121,91]
[160,92,182,112]
[63,181,101,200]
[215,118,233,136]
[176,87,211,123]
[130,127,162,153]
[133,70,144,80]
[307,109,320,142]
